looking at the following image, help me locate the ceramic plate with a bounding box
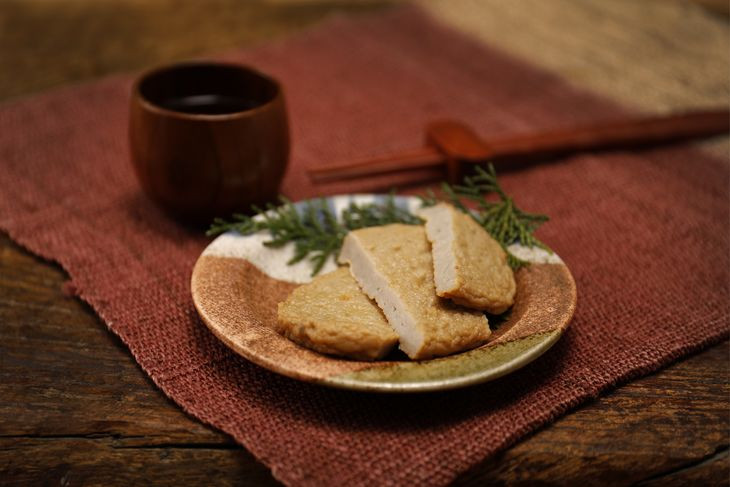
[191,195,576,392]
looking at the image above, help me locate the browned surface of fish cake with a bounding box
[422,203,516,314]
[338,224,490,360]
[277,267,398,360]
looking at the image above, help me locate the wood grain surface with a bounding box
[1,0,728,485]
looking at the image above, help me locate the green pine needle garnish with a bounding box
[207,164,550,275]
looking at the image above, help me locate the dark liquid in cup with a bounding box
[159,94,261,115]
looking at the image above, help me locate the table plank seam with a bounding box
[633,444,729,486]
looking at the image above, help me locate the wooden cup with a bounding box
[129,62,289,222]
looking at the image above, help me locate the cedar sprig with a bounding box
[207,195,422,276]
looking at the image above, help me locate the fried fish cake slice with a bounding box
[339,224,489,360]
[421,203,515,314]
[277,267,398,360]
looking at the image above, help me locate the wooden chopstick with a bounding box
[308,109,730,183]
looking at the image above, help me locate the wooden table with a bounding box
[1,1,728,485]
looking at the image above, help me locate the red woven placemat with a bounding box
[0,7,727,486]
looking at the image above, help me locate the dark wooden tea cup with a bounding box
[129,62,289,222]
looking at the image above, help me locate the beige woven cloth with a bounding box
[421,0,730,156]
[423,0,729,109]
